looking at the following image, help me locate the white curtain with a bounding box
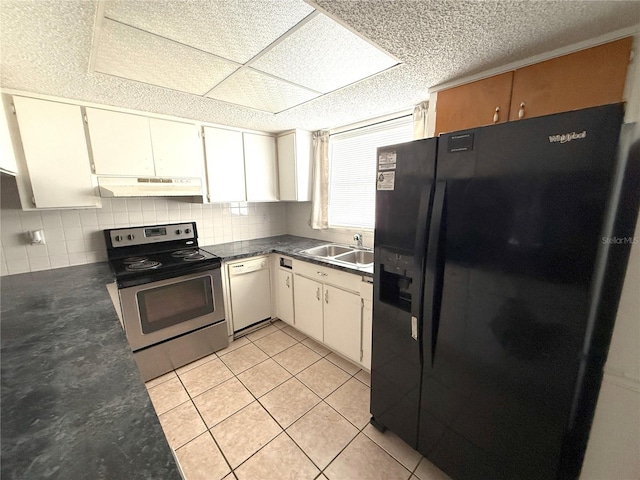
[413,101,429,139]
[309,130,330,230]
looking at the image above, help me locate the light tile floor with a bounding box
[145,320,451,480]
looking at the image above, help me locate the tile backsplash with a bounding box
[0,175,285,276]
[285,202,374,248]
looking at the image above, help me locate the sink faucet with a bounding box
[353,233,363,248]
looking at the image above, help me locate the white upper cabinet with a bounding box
[149,118,203,177]
[277,130,312,201]
[86,109,203,178]
[0,95,17,175]
[85,108,154,176]
[12,96,100,209]
[203,126,246,202]
[243,132,278,202]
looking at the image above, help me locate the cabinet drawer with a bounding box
[293,260,360,293]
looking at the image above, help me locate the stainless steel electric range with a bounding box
[104,222,229,381]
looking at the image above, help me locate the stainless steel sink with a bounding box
[334,250,374,266]
[303,244,353,257]
[301,243,373,269]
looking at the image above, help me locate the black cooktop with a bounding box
[110,247,220,278]
[104,222,221,288]
[108,247,221,288]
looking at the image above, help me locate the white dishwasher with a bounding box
[228,256,272,332]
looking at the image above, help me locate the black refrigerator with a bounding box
[370,103,640,480]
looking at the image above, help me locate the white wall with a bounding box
[286,202,374,248]
[0,174,286,275]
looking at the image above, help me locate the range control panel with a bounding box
[108,222,196,247]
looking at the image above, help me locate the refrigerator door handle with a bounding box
[423,180,447,366]
[413,183,433,265]
[412,181,434,325]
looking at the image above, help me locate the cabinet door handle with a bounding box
[518,102,526,119]
[285,276,290,288]
[493,107,499,123]
[316,288,320,300]
[317,271,328,277]
[325,290,329,304]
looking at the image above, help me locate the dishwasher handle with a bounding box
[229,258,268,276]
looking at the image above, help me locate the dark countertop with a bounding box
[202,234,374,277]
[0,263,181,480]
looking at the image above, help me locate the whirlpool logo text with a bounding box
[548,131,587,143]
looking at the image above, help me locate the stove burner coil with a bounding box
[172,249,205,262]
[125,260,162,271]
[171,249,199,258]
[182,254,205,261]
[122,256,149,264]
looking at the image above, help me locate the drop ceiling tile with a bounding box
[94,19,240,95]
[103,0,315,64]
[251,13,399,94]
[207,68,320,113]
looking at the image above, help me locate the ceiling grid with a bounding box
[92,0,400,113]
[1,1,638,132]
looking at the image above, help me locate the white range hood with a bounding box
[98,176,203,197]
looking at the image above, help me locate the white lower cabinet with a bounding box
[293,274,324,341]
[360,281,373,370]
[290,259,372,368]
[323,284,361,363]
[275,268,294,326]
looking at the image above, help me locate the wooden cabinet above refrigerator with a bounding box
[434,37,633,136]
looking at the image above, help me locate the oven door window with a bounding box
[137,276,214,334]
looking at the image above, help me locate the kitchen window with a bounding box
[328,116,414,229]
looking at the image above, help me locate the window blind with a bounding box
[328,116,414,229]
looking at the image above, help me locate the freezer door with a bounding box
[418,104,627,479]
[370,137,437,448]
